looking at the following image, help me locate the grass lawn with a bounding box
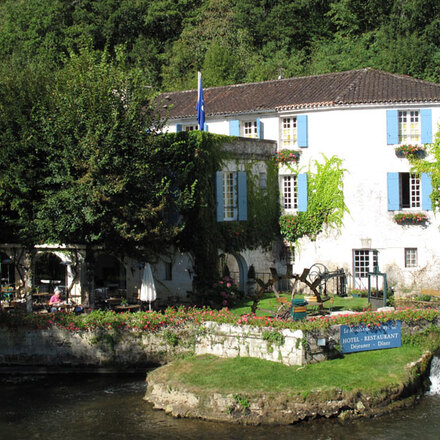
[230,292,369,317]
[152,344,424,395]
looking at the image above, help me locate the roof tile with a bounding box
[157,69,440,119]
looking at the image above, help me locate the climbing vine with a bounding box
[167,132,279,301]
[279,155,348,244]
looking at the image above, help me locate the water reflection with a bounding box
[1,374,440,440]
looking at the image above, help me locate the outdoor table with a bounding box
[113,304,140,313]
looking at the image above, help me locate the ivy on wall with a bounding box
[279,155,348,244]
[163,132,279,299]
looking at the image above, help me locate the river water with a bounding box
[1,362,440,440]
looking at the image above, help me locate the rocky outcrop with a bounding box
[145,352,433,425]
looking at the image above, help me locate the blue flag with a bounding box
[196,71,205,131]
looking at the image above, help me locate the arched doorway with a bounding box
[220,253,248,293]
[94,254,126,292]
[34,252,66,293]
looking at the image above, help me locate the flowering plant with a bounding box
[274,149,301,164]
[393,212,428,224]
[395,144,426,158]
[212,275,240,308]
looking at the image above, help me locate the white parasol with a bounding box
[140,263,156,311]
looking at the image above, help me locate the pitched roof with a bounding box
[157,69,440,119]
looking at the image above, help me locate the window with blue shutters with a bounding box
[387,172,432,211]
[387,109,432,145]
[229,120,240,136]
[297,115,308,148]
[216,171,248,221]
[280,174,307,211]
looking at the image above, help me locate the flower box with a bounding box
[395,144,426,159]
[393,212,428,224]
[274,149,301,165]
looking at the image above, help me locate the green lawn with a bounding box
[230,292,369,317]
[151,344,424,395]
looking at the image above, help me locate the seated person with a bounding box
[49,288,62,312]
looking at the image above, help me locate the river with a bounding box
[1,360,440,440]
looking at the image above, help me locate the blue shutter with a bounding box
[216,171,224,222]
[386,110,398,145]
[203,123,208,132]
[421,172,433,210]
[229,120,240,136]
[421,109,432,144]
[176,124,182,133]
[297,115,308,148]
[237,171,248,221]
[297,174,308,212]
[256,118,263,139]
[387,172,400,210]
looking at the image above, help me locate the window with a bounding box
[216,171,248,222]
[229,119,263,138]
[259,172,267,189]
[279,115,308,148]
[400,173,421,208]
[281,175,297,210]
[405,248,417,268]
[164,262,173,280]
[353,249,378,288]
[223,172,237,220]
[387,172,432,211]
[243,121,258,138]
[184,125,197,131]
[399,111,420,143]
[281,117,297,148]
[387,109,432,145]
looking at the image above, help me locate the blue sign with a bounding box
[340,321,401,353]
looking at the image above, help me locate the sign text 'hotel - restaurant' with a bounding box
[340,321,402,354]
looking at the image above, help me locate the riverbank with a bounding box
[145,338,438,425]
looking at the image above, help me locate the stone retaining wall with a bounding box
[195,322,305,366]
[1,318,438,370]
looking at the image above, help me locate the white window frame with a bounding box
[353,249,378,289]
[242,121,258,138]
[400,173,421,209]
[405,248,418,268]
[280,117,297,148]
[280,175,297,211]
[223,172,238,221]
[399,110,420,144]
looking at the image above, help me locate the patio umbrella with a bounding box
[140,263,156,311]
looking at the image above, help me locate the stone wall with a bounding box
[0,326,197,370]
[1,318,437,370]
[195,322,305,366]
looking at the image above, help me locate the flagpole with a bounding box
[196,71,205,131]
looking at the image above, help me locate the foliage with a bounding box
[393,212,428,224]
[409,128,440,214]
[1,1,440,91]
[3,305,440,334]
[350,289,369,298]
[279,155,348,244]
[262,330,285,346]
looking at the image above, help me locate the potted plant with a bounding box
[393,212,428,224]
[395,144,427,159]
[274,149,301,165]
